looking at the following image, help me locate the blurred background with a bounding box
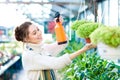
[0,0,120,80]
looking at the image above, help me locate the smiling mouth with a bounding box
[38,37,42,40]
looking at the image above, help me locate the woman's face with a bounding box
[26,24,43,44]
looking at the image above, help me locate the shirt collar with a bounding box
[25,42,44,51]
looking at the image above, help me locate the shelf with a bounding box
[0,56,20,75]
[0,41,10,43]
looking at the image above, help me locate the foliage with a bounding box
[62,53,120,80]
[58,40,84,56]
[58,41,120,80]
[0,41,22,56]
[90,26,120,47]
[76,22,102,38]
[71,20,90,31]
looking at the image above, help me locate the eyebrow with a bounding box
[32,30,36,33]
[31,27,38,34]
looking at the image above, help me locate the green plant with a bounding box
[90,26,120,47]
[76,22,102,38]
[71,20,90,31]
[58,41,120,80]
[58,40,84,56]
[62,53,120,80]
[0,41,22,56]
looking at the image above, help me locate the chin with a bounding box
[38,40,42,43]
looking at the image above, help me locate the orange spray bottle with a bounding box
[54,12,67,45]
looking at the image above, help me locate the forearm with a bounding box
[69,43,96,60]
[69,47,87,60]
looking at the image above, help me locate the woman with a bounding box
[15,21,96,80]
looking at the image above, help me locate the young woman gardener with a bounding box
[15,21,96,80]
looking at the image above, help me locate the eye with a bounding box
[37,28,40,31]
[33,31,37,35]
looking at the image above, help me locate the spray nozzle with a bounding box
[54,12,60,22]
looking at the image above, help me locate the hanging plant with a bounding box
[71,20,90,31]
[90,26,120,47]
[90,26,120,62]
[76,22,102,38]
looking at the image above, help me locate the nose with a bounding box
[38,30,42,36]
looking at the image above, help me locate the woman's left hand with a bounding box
[84,43,97,50]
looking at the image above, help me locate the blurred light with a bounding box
[0,0,52,28]
[0,4,28,27]
[0,0,6,2]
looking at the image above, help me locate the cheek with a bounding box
[28,34,36,41]
[27,35,41,44]
[29,35,37,40]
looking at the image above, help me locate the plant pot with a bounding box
[97,42,120,63]
[85,38,91,43]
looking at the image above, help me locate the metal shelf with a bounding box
[0,56,20,75]
[0,41,10,43]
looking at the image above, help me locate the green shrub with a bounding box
[58,41,120,80]
[60,52,120,80]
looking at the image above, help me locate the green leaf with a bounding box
[90,26,120,47]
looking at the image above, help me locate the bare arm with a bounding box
[69,43,97,60]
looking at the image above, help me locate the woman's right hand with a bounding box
[54,16,63,24]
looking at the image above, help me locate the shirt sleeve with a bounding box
[42,41,68,56]
[22,51,71,71]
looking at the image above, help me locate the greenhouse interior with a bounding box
[0,0,120,80]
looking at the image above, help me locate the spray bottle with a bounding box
[54,12,67,45]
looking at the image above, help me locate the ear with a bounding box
[24,38,28,42]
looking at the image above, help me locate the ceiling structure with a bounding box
[0,0,87,25]
[0,0,104,26]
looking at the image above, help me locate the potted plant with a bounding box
[71,19,90,31]
[89,26,120,62]
[76,22,102,43]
